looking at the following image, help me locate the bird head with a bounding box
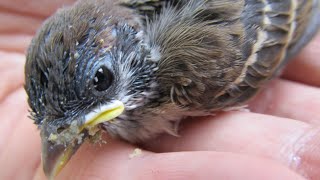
[24,1,158,178]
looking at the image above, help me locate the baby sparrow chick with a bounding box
[24,0,320,178]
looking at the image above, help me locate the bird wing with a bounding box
[211,0,320,109]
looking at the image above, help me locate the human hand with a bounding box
[0,1,319,179]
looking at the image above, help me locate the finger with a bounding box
[0,88,41,180]
[282,33,320,87]
[33,149,304,180]
[0,0,76,18]
[0,52,25,101]
[249,79,320,125]
[144,112,320,179]
[0,11,43,34]
[0,34,32,53]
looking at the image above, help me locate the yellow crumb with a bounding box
[99,39,104,44]
[129,148,142,159]
[48,133,58,142]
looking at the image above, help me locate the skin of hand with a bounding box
[0,0,320,179]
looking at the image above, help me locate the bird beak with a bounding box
[40,100,125,179]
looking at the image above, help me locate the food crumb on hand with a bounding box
[129,148,142,159]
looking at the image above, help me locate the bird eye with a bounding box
[93,66,113,91]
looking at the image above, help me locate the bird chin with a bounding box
[40,100,125,179]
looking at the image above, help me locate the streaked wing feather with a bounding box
[215,0,319,108]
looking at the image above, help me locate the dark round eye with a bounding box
[93,66,113,91]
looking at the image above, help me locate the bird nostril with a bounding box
[57,127,65,134]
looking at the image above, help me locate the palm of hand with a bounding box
[0,1,320,179]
